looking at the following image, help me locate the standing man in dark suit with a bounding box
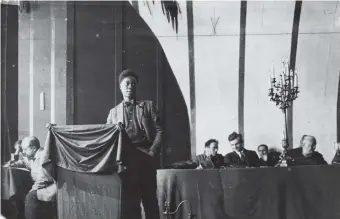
[106,69,163,219]
[224,132,260,168]
[193,139,224,169]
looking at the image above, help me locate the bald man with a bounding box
[9,136,56,219]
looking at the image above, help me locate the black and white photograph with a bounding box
[1,0,340,219]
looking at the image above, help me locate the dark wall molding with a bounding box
[288,0,303,148]
[238,0,247,138]
[1,4,19,163]
[66,1,75,125]
[114,2,123,106]
[187,0,196,158]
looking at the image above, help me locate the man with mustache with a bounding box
[286,135,327,166]
[106,69,163,219]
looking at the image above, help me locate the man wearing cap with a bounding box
[106,69,163,219]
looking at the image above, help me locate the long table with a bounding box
[1,167,33,200]
[57,165,340,219]
[157,165,340,219]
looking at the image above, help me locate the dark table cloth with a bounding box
[58,165,340,219]
[1,167,33,219]
[57,167,121,219]
[1,167,33,200]
[157,165,340,219]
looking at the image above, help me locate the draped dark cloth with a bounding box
[43,124,134,175]
[42,124,137,219]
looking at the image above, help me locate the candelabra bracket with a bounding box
[163,200,195,219]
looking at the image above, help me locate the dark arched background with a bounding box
[67,1,191,167]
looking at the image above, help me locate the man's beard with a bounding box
[302,151,313,157]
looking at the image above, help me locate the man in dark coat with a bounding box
[224,132,260,168]
[257,144,281,167]
[286,135,327,166]
[193,139,224,169]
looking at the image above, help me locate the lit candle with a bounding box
[283,114,287,139]
[269,77,272,88]
[289,69,293,84]
[289,69,293,78]
[283,129,286,139]
[272,62,275,78]
[294,70,298,87]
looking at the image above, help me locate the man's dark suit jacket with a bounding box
[224,149,260,168]
[193,153,224,169]
[286,147,327,166]
[258,152,281,167]
[106,100,163,154]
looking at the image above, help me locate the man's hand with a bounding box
[148,150,155,157]
[196,164,203,170]
[6,160,16,167]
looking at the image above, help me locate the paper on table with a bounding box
[14,167,30,172]
[2,165,30,172]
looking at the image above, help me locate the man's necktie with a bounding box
[240,151,245,162]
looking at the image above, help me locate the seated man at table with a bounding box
[193,139,224,169]
[9,136,56,219]
[224,132,260,168]
[286,135,327,166]
[257,144,281,167]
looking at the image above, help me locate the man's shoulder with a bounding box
[109,102,123,112]
[35,148,47,163]
[269,151,281,156]
[216,153,224,158]
[195,154,205,159]
[287,147,302,155]
[244,149,257,155]
[36,148,44,156]
[216,154,224,160]
[312,151,324,158]
[225,151,236,157]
